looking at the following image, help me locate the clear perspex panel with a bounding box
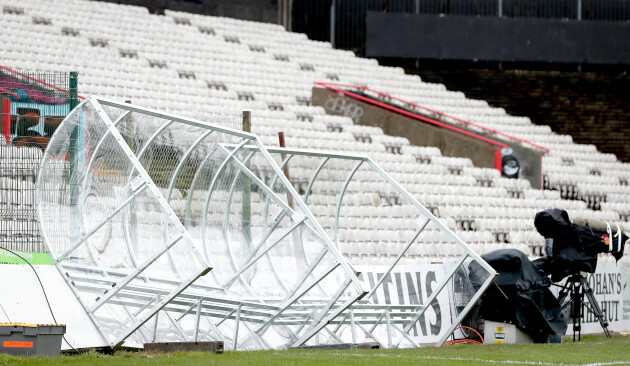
[37,97,495,350]
[242,146,496,347]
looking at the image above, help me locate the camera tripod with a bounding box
[555,274,612,341]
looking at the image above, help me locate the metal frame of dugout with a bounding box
[35,96,497,350]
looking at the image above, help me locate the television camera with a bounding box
[464,209,627,344]
[533,209,627,340]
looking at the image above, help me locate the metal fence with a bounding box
[0,67,78,253]
[293,0,630,54]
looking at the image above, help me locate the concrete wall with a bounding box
[416,68,630,163]
[312,87,499,170]
[366,13,630,65]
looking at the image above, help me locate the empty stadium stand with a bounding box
[0,0,629,265]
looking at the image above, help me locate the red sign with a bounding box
[3,341,33,348]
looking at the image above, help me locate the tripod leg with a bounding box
[580,277,612,339]
[570,282,582,341]
[557,283,571,310]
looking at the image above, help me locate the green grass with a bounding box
[0,335,628,366]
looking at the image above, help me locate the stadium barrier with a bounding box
[34,96,496,349]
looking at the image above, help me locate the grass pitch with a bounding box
[0,335,628,366]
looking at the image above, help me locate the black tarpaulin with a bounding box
[469,249,567,343]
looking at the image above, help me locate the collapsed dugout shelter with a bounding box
[32,96,496,350]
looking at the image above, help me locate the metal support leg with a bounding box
[580,276,611,339]
[556,275,612,341]
[233,304,242,351]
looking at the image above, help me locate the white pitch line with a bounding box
[412,355,630,366]
[290,351,630,366]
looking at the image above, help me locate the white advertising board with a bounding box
[357,261,630,343]
[355,264,453,344]
[557,263,630,335]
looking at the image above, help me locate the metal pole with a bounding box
[152,311,159,342]
[277,132,294,209]
[350,308,356,344]
[69,72,78,110]
[233,304,242,351]
[498,0,502,17]
[68,72,79,176]
[330,0,336,47]
[287,0,293,30]
[577,0,582,20]
[278,131,306,269]
[386,310,392,348]
[68,71,80,249]
[242,111,252,256]
[278,0,283,28]
[278,0,293,31]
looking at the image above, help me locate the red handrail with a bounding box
[314,81,509,149]
[316,81,550,153]
[0,87,18,98]
[2,98,10,144]
[0,65,85,100]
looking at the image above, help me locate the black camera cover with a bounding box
[469,249,567,342]
[533,209,627,282]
